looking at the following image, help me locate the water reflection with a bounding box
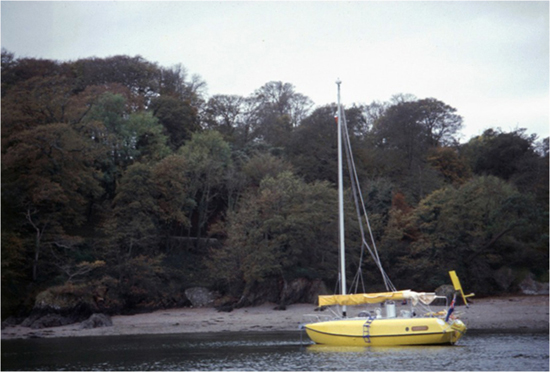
[1,331,547,371]
[306,343,455,354]
[307,342,476,370]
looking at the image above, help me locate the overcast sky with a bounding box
[2,1,548,141]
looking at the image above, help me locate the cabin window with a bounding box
[412,326,429,331]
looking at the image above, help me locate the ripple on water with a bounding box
[1,331,548,371]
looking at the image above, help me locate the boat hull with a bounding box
[304,317,466,346]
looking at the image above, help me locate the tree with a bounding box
[70,56,206,114]
[534,137,549,207]
[103,163,160,262]
[1,75,77,139]
[149,95,200,150]
[373,98,462,159]
[113,254,168,310]
[126,111,171,162]
[248,81,313,147]
[83,92,170,196]
[389,176,547,294]
[252,81,312,127]
[362,100,390,134]
[207,171,340,298]
[151,154,191,236]
[427,147,472,185]
[242,153,294,188]
[462,128,542,192]
[286,105,338,183]
[202,94,247,145]
[377,192,418,288]
[358,177,396,241]
[179,131,232,246]
[415,98,463,147]
[373,101,428,170]
[286,104,368,184]
[1,231,28,314]
[2,123,102,281]
[71,55,158,107]
[1,51,63,97]
[157,63,207,108]
[370,98,462,201]
[102,154,194,267]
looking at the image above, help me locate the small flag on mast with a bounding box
[445,293,457,322]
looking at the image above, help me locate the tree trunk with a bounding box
[466,226,515,262]
[26,209,45,282]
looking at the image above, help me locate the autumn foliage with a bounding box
[2,49,548,317]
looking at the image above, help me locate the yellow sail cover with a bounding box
[318,290,436,306]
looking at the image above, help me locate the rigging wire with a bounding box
[340,108,396,293]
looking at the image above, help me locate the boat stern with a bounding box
[449,319,467,344]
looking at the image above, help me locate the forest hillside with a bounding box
[2,50,548,318]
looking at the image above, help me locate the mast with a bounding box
[336,79,347,318]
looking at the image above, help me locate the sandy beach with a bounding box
[2,295,548,340]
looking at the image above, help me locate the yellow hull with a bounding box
[305,317,466,347]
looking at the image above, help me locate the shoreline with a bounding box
[2,295,548,340]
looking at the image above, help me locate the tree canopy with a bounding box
[2,49,548,317]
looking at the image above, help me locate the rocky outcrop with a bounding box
[214,295,239,312]
[519,275,549,295]
[280,278,328,306]
[16,312,113,330]
[435,284,456,304]
[236,278,281,308]
[494,267,515,291]
[28,314,75,329]
[184,287,218,308]
[1,316,25,330]
[80,313,113,329]
[236,277,330,308]
[14,278,336,329]
[434,284,473,306]
[21,306,93,329]
[20,285,100,329]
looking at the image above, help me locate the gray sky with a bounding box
[2,1,548,141]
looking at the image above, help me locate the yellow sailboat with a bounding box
[304,281,469,346]
[305,317,466,347]
[303,81,472,347]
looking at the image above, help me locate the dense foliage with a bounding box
[2,49,548,317]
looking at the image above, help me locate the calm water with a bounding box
[2,330,548,371]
